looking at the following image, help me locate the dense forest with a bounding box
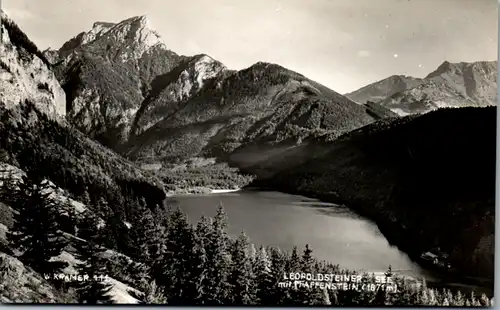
[259,106,496,280]
[0,165,493,306]
[0,101,166,212]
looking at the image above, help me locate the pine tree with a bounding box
[480,293,491,306]
[296,244,316,305]
[453,290,465,306]
[282,246,301,305]
[193,214,212,303]
[419,289,429,306]
[301,244,314,273]
[128,201,163,265]
[7,172,68,275]
[131,279,167,304]
[288,246,300,272]
[189,228,207,304]
[228,230,255,305]
[253,245,274,305]
[202,204,232,304]
[158,208,200,305]
[385,265,393,277]
[442,297,449,306]
[73,210,114,304]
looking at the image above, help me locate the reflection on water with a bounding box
[167,190,491,296]
[167,190,425,277]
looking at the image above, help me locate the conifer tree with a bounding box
[453,290,465,306]
[301,244,314,273]
[193,214,212,303]
[253,245,274,305]
[128,200,163,265]
[73,210,114,304]
[202,204,232,304]
[131,279,167,304]
[228,230,255,305]
[480,293,490,306]
[268,247,289,305]
[159,208,200,304]
[288,246,300,271]
[7,172,68,275]
[281,246,301,305]
[296,244,316,305]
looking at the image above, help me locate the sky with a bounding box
[3,0,498,93]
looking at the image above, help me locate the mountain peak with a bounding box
[424,60,497,80]
[58,14,169,62]
[425,60,453,79]
[344,74,423,104]
[120,15,151,27]
[96,14,165,60]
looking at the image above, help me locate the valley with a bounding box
[0,8,496,306]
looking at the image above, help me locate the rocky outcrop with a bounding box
[0,13,66,119]
[346,61,497,116]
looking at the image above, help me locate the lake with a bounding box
[166,189,491,296]
[166,190,429,276]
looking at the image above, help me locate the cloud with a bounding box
[357,50,371,57]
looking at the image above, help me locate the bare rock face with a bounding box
[130,54,228,137]
[0,252,59,303]
[380,61,497,115]
[346,61,497,116]
[50,15,184,147]
[0,13,66,120]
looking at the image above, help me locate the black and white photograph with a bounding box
[0,0,496,306]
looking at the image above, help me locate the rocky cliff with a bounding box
[346,61,497,116]
[0,12,65,119]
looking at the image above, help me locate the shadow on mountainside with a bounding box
[254,106,496,286]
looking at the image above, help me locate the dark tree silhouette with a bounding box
[72,210,114,304]
[7,170,68,275]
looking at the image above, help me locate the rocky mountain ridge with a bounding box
[345,60,497,115]
[46,15,395,168]
[345,75,424,105]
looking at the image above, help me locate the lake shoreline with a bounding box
[166,187,241,197]
[246,185,494,296]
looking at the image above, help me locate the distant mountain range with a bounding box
[345,60,497,116]
[40,15,396,167]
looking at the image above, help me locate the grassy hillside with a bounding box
[258,107,496,280]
